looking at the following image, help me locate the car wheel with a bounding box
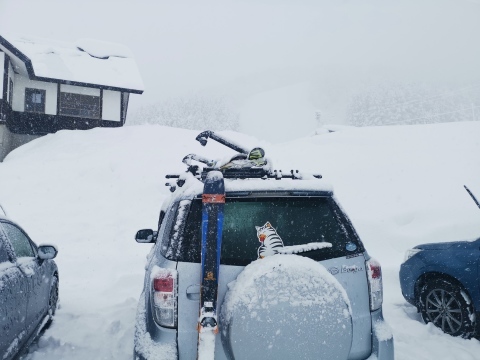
[419,278,475,338]
[48,276,59,319]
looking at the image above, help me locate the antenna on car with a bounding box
[464,185,480,209]
[0,203,7,217]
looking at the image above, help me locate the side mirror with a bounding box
[38,245,58,260]
[135,229,157,243]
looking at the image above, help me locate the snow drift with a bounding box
[0,121,478,359]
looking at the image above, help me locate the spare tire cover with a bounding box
[220,255,352,360]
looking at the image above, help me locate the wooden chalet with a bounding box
[0,34,144,160]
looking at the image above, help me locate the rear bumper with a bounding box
[370,309,394,360]
[133,294,394,360]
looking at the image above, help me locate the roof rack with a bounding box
[165,130,322,192]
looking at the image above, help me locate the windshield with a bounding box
[163,197,362,266]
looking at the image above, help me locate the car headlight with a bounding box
[404,248,422,262]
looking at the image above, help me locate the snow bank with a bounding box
[0,121,478,359]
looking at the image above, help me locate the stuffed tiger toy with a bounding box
[255,222,284,259]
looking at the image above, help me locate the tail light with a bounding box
[366,258,383,311]
[151,268,177,328]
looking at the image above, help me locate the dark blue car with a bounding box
[400,238,480,338]
[0,213,59,359]
[400,187,480,338]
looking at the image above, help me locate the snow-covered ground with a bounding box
[0,121,479,359]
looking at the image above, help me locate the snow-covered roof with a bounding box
[0,34,144,94]
[172,176,333,202]
[224,178,333,193]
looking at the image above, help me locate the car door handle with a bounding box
[186,284,200,300]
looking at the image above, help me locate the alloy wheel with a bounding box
[425,288,463,335]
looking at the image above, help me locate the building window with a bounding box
[59,92,100,119]
[8,79,13,106]
[25,88,46,113]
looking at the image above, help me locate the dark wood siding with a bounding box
[0,99,9,124]
[1,52,8,123]
[7,111,123,135]
[59,92,101,119]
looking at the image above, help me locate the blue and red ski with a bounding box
[197,171,225,359]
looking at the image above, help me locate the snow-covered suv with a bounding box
[133,132,393,360]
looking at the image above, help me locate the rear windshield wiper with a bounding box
[276,242,332,255]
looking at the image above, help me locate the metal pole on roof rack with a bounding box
[196,131,249,154]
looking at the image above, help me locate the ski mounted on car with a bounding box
[196,171,225,359]
[164,130,322,192]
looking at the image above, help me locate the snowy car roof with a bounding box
[171,176,333,202]
[224,178,333,193]
[0,34,144,93]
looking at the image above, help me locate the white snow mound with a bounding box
[222,254,351,325]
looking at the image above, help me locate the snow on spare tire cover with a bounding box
[220,255,352,360]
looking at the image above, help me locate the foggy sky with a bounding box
[1,0,479,116]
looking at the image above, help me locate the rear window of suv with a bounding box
[162,196,362,266]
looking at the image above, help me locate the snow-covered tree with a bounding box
[346,82,480,127]
[128,94,239,131]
